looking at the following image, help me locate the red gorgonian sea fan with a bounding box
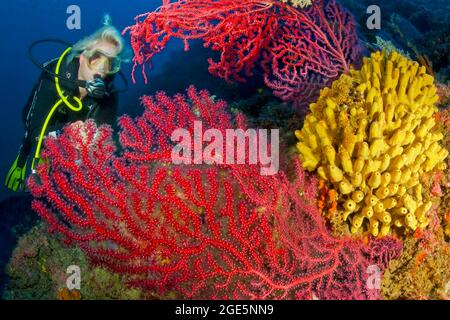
[123,0,361,109]
[28,86,400,299]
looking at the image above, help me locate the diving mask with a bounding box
[84,48,122,75]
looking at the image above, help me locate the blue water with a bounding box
[0,0,448,299]
[0,0,190,297]
[0,1,158,202]
[0,1,258,296]
[2,0,448,202]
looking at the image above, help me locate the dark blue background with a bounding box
[0,0,182,202]
[0,1,248,296]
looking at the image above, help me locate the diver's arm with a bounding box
[20,68,58,159]
[24,70,60,154]
[5,65,58,191]
[21,78,42,126]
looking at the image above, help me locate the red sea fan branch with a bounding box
[261,0,361,108]
[123,0,279,84]
[28,86,399,299]
[123,0,361,107]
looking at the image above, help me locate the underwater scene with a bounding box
[0,0,449,302]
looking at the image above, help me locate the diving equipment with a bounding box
[85,75,109,99]
[84,48,122,75]
[31,46,83,172]
[4,146,28,192]
[6,46,82,191]
[28,39,128,96]
[5,39,127,191]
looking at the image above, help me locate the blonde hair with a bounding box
[67,14,130,64]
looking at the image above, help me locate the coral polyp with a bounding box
[2,0,450,302]
[296,51,449,237]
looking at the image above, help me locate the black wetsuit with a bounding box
[19,55,118,164]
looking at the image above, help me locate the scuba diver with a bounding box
[5,16,129,191]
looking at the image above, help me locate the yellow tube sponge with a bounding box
[295,51,449,238]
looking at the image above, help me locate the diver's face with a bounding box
[79,40,120,81]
